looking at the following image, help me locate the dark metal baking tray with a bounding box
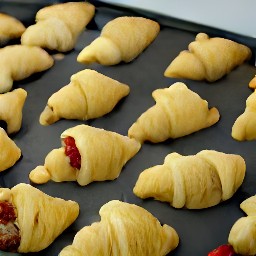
[1,1,256,255]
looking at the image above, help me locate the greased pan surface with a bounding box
[1,1,256,255]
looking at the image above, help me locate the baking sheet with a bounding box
[1,1,256,255]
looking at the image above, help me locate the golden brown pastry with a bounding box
[0,45,54,93]
[249,75,256,89]
[128,82,220,143]
[133,150,246,209]
[0,183,79,253]
[77,16,160,65]
[39,69,130,125]
[164,33,252,82]
[232,91,256,141]
[0,127,21,172]
[0,13,25,45]
[21,2,95,52]
[59,200,179,256]
[29,124,141,186]
[228,195,256,255]
[0,88,27,134]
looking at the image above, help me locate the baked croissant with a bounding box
[0,45,54,93]
[77,16,160,65]
[0,88,27,134]
[164,33,252,82]
[232,91,256,141]
[21,2,95,52]
[133,150,246,209]
[0,183,79,253]
[29,124,141,186]
[59,200,179,256]
[128,82,220,143]
[228,195,256,255]
[0,127,21,172]
[39,69,130,125]
[0,13,25,45]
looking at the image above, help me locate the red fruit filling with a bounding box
[64,136,81,169]
[208,244,236,256]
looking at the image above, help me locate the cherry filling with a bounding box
[64,136,81,169]
[208,244,236,256]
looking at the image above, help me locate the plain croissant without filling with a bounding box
[0,183,79,253]
[128,82,220,143]
[59,200,179,256]
[133,150,246,209]
[21,2,95,52]
[77,16,160,65]
[0,45,54,93]
[39,69,130,125]
[164,33,252,82]
[29,124,141,186]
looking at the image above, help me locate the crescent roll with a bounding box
[29,124,141,186]
[128,82,220,143]
[0,45,54,93]
[0,127,21,172]
[21,2,95,52]
[232,91,256,141]
[0,88,27,134]
[59,200,179,256]
[133,150,246,209]
[0,13,25,45]
[77,16,160,65]
[228,196,256,255]
[164,33,252,82]
[0,183,79,253]
[39,69,130,125]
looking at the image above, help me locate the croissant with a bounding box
[128,82,220,143]
[0,88,27,134]
[164,33,252,82]
[232,91,256,141]
[0,183,79,253]
[133,150,246,209]
[39,69,130,125]
[0,45,54,93]
[228,195,256,255]
[29,124,141,186]
[0,13,25,45]
[21,2,95,52]
[77,16,160,65]
[59,200,179,256]
[0,127,21,172]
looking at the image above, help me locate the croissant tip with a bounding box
[29,165,51,184]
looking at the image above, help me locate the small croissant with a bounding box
[164,33,252,82]
[228,196,256,255]
[21,2,95,52]
[133,150,246,209]
[39,69,130,125]
[77,16,160,65]
[29,124,141,186]
[128,82,220,143]
[0,45,54,93]
[0,88,27,134]
[59,200,179,256]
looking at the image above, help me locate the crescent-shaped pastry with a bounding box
[39,69,130,125]
[128,82,220,143]
[29,124,141,186]
[0,183,79,253]
[21,2,95,52]
[0,13,25,45]
[0,127,21,172]
[0,88,27,134]
[77,16,160,65]
[59,200,179,256]
[133,150,246,209]
[164,33,252,82]
[0,45,54,93]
